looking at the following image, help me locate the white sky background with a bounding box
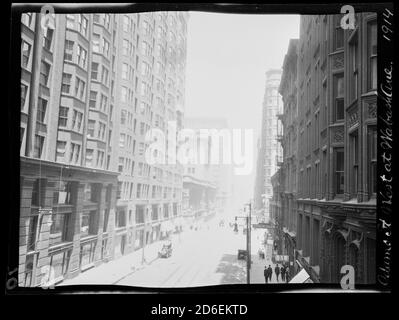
[185,12,299,213]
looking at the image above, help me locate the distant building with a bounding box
[254,69,283,222]
[272,14,377,283]
[182,117,233,220]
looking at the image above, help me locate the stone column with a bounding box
[18,177,35,286]
[93,184,106,266]
[106,184,117,261]
[66,182,85,278]
[34,179,55,286]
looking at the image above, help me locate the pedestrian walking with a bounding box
[281,265,286,282]
[267,265,273,282]
[285,267,290,283]
[275,264,280,282]
[264,267,268,283]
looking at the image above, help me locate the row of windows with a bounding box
[26,180,111,254]
[64,40,88,69]
[56,141,81,164]
[58,106,84,133]
[299,18,377,122]
[89,90,110,114]
[93,13,112,30]
[66,14,89,37]
[85,148,107,168]
[92,33,111,58]
[119,133,136,152]
[120,109,137,129]
[91,62,110,86]
[61,72,86,101]
[298,126,376,199]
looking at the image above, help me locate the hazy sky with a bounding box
[185,12,299,211]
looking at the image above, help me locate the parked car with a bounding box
[158,240,172,258]
[237,249,247,260]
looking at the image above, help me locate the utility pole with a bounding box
[141,202,149,265]
[246,202,252,284]
[236,200,252,284]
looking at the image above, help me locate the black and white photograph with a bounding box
[6,2,394,300]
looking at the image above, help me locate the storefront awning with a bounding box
[289,268,312,283]
[283,227,296,238]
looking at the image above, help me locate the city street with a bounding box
[115,217,279,287]
[60,214,282,287]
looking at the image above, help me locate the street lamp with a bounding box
[236,200,252,285]
[245,201,252,285]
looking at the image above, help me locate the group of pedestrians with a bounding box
[263,264,290,283]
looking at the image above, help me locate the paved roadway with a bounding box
[116,217,279,287]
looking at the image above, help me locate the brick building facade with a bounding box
[19,11,188,286]
[272,14,377,284]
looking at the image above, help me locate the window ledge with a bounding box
[80,235,97,243]
[48,241,73,253]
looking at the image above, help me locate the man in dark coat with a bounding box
[264,266,268,283]
[267,265,273,282]
[275,264,280,282]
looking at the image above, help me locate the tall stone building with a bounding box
[271,39,299,276]
[254,69,283,222]
[112,12,188,260]
[19,11,188,287]
[273,14,377,283]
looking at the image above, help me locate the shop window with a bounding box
[49,213,71,246]
[53,181,73,205]
[115,209,126,228]
[31,178,45,206]
[49,250,71,280]
[135,205,145,224]
[79,241,96,267]
[80,210,98,237]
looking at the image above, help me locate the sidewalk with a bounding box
[60,232,184,286]
[250,229,286,284]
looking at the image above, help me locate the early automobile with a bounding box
[237,249,247,260]
[158,240,172,258]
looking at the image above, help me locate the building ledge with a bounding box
[48,241,73,253]
[20,156,120,177]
